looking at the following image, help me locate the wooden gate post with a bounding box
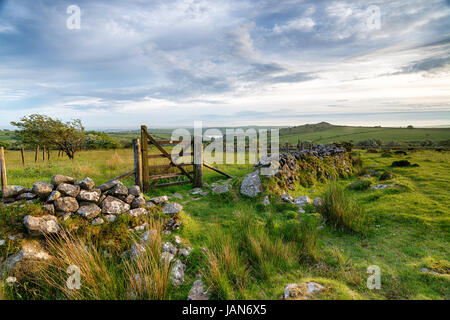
[193,139,203,187]
[141,126,150,192]
[0,147,7,199]
[133,138,143,189]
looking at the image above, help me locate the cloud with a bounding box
[273,17,315,34]
[0,0,449,128]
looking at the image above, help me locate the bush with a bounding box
[318,183,367,233]
[347,179,371,191]
[391,160,412,167]
[381,152,392,158]
[379,171,394,181]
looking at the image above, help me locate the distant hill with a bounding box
[279,123,450,145]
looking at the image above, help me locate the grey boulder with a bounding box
[57,183,80,198]
[127,208,148,217]
[23,215,61,236]
[188,280,209,300]
[51,175,74,186]
[162,203,183,215]
[77,203,101,219]
[131,196,146,209]
[32,182,54,198]
[54,196,79,213]
[2,186,30,198]
[101,196,130,215]
[77,189,101,202]
[77,177,95,190]
[240,170,262,197]
[128,185,142,197]
[98,180,119,192]
[112,182,128,197]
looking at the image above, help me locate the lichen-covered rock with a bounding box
[128,185,142,197]
[131,196,146,209]
[51,175,74,186]
[281,193,294,203]
[98,180,119,192]
[54,196,79,213]
[104,214,117,223]
[240,170,262,197]
[2,186,30,198]
[23,215,61,236]
[130,242,145,259]
[57,183,80,198]
[161,251,174,263]
[32,182,54,198]
[91,217,104,225]
[128,208,148,217]
[47,190,61,202]
[0,241,51,280]
[188,280,209,300]
[77,189,101,202]
[162,202,183,215]
[111,182,128,197]
[170,259,186,286]
[77,177,95,190]
[16,192,37,201]
[178,247,192,257]
[212,184,231,194]
[77,203,101,219]
[43,204,55,214]
[284,282,325,300]
[101,196,130,215]
[149,195,169,204]
[163,242,178,255]
[294,195,311,208]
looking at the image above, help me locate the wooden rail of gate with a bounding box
[140,125,203,191]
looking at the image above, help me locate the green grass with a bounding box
[279,124,450,144]
[1,148,449,300]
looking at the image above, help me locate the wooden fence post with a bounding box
[35,145,39,162]
[133,138,143,189]
[21,147,25,166]
[0,147,7,199]
[193,139,203,187]
[141,126,150,192]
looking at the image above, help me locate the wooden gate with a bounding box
[139,125,203,191]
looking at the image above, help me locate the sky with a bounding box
[0,0,449,130]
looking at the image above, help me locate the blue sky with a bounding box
[0,0,449,129]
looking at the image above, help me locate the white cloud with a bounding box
[273,17,315,34]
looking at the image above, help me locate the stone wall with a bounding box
[240,143,354,197]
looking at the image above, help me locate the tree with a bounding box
[11,114,85,159]
[407,125,414,129]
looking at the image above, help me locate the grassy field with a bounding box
[0,148,449,300]
[279,123,450,144]
[2,123,449,150]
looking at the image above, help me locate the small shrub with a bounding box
[381,152,392,158]
[367,149,378,153]
[318,183,367,233]
[379,171,394,181]
[391,160,418,167]
[394,150,407,155]
[346,179,371,191]
[351,156,363,168]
